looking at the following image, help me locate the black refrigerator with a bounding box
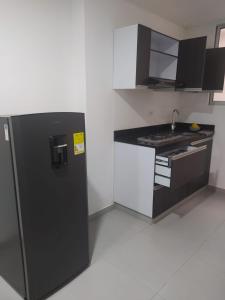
[0,113,89,300]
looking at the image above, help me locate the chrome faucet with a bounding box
[171,109,180,132]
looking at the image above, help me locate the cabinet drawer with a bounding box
[155,175,171,188]
[155,145,207,190]
[153,185,179,217]
[155,165,171,177]
[171,146,207,189]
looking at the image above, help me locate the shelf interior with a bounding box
[149,51,178,80]
[151,31,179,57]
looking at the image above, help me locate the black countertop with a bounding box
[114,123,215,154]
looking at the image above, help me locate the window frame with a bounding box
[209,23,225,105]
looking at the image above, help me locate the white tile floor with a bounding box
[1,187,225,299]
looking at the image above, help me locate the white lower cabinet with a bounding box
[114,142,155,218]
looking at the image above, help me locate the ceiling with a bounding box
[128,0,225,28]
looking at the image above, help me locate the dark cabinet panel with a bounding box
[153,140,213,218]
[136,25,151,85]
[176,37,207,90]
[191,140,213,174]
[153,186,175,218]
[153,172,209,218]
[203,47,225,91]
[170,147,208,189]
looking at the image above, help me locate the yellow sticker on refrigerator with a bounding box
[73,132,85,155]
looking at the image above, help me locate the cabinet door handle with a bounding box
[172,145,207,161]
[191,137,213,146]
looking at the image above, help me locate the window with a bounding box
[210,24,225,104]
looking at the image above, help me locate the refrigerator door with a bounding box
[10,113,89,300]
[0,118,26,298]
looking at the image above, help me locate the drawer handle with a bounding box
[172,145,207,161]
[191,137,213,146]
[155,160,169,166]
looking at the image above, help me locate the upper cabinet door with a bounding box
[203,47,225,91]
[176,37,207,90]
[136,25,151,86]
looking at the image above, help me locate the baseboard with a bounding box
[152,186,208,223]
[114,203,153,224]
[89,204,115,221]
[208,185,225,193]
[116,185,209,224]
[88,185,225,223]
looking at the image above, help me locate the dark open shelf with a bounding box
[150,49,178,59]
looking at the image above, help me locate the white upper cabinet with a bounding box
[113,24,179,89]
[113,24,139,89]
[113,24,225,92]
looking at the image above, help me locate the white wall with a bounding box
[3,0,209,215]
[84,0,185,214]
[0,0,86,115]
[179,21,225,189]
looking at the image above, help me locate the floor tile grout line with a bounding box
[98,200,225,254]
[101,257,157,296]
[110,222,152,250]
[93,207,225,282]
[91,195,225,298]
[156,217,225,297]
[92,209,152,241]
[190,218,225,278]
[90,211,153,264]
[151,291,167,300]
[155,241,205,298]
